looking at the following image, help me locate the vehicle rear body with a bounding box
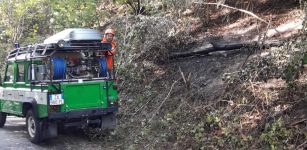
[0,28,119,143]
[0,71,118,121]
[48,81,118,120]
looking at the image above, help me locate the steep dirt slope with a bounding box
[170,53,248,103]
[97,51,251,150]
[95,1,306,149]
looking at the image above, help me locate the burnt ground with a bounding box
[161,0,304,118]
[108,1,306,149]
[169,53,249,102]
[0,1,305,149]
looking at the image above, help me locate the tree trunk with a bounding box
[169,40,284,59]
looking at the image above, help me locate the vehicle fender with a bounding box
[22,97,38,118]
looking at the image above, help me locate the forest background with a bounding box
[1,0,307,149]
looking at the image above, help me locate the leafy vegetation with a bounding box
[0,0,306,149]
[0,0,100,44]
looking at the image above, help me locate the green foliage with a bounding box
[0,0,101,44]
[260,118,293,150]
[51,0,99,30]
[0,43,10,71]
[161,0,190,10]
[282,38,307,83]
[283,64,301,82]
[302,53,307,64]
[113,0,145,15]
[191,122,206,142]
[0,0,48,42]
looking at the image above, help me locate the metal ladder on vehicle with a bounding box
[7,43,56,61]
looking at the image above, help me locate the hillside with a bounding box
[100,1,307,149]
[0,0,306,149]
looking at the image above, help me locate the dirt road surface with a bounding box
[0,116,104,150]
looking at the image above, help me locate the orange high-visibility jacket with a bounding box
[102,37,116,70]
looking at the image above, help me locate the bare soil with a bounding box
[102,1,306,149]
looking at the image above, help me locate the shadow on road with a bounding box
[1,117,104,150]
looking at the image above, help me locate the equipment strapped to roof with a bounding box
[44,28,102,44]
[6,28,112,62]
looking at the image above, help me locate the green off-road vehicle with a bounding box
[0,28,119,143]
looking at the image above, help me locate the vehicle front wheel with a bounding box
[26,110,44,144]
[0,112,7,127]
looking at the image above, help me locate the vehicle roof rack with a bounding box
[6,42,112,62]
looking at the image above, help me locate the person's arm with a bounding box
[109,49,116,55]
[107,41,117,55]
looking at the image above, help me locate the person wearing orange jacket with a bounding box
[101,28,116,78]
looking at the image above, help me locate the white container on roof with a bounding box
[44,28,102,44]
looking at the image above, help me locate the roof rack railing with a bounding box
[6,41,112,61]
[6,44,51,61]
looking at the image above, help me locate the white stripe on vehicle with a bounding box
[0,87,47,105]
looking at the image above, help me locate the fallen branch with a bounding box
[179,67,191,89]
[290,118,307,127]
[194,2,269,24]
[169,40,284,59]
[179,67,187,85]
[149,80,179,122]
[296,139,307,150]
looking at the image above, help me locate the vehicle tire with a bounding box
[26,110,44,144]
[0,112,7,127]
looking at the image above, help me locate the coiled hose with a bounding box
[52,57,67,80]
[99,58,107,77]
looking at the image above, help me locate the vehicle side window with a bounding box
[5,64,14,82]
[17,64,25,82]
